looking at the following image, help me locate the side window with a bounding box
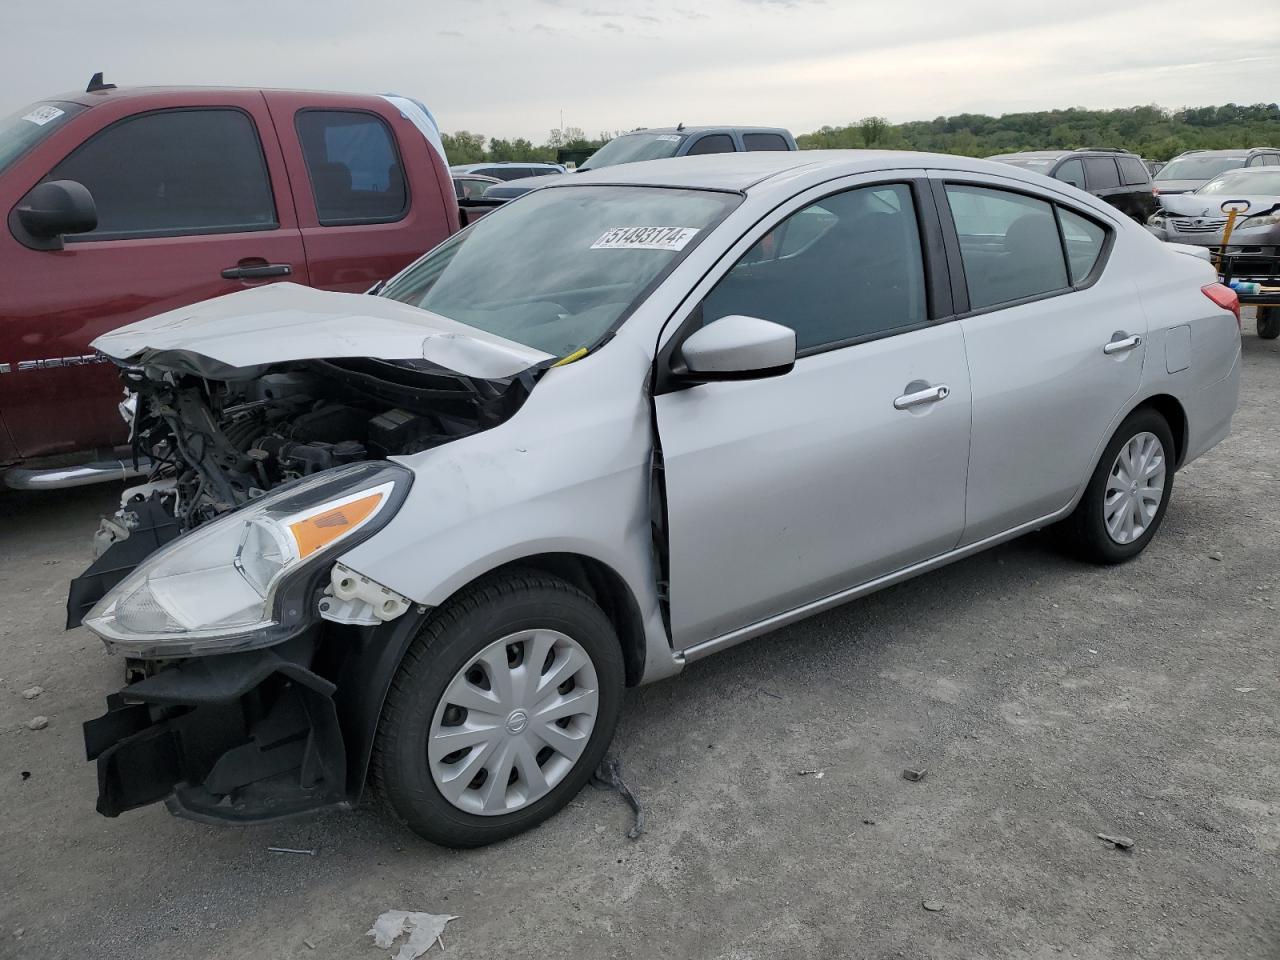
[1054,158,1085,189]
[1118,157,1150,185]
[48,109,276,239]
[743,133,790,152]
[702,183,927,352]
[1057,208,1107,283]
[945,184,1069,309]
[295,110,407,225]
[1083,157,1121,189]
[686,134,735,156]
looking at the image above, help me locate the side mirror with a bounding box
[11,180,97,250]
[677,314,796,382]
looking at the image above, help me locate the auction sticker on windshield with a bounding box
[22,105,65,126]
[591,226,699,251]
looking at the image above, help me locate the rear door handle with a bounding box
[221,263,292,280]
[1103,334,1142,355]
[894,384,950,410]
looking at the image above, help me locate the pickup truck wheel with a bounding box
[373,570,624,848]
[1058,408,1175,565]
[1257,307,1280,340]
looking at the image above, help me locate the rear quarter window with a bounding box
[743,133,790,151]
[1118,157,1150,185]
[295,110,408,226]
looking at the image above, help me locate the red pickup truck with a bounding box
[0,76,459,488]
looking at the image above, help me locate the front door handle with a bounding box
[221,263,292,280]
[894,383,950,410]
[1103,333,1142,355]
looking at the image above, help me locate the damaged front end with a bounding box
[70,284,555,824]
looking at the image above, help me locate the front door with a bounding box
[1,98,307,459]
[654,179,973,648]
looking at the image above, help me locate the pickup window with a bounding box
[686,134,735,156]
[295,110,408,226]
[47,108,277,240]
[743,133,790,151]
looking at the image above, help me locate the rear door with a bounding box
[934,174,1144,543]
[655,175,972,647]
[268,93,456,293]
[0,93,307,459]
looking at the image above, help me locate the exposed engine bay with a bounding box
[119,355,537,532]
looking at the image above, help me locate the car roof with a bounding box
[562,149,1080,193]
[451,161,562,172]
[616,125,790,137]
[1172,149,1274,159]
[46,84,394,107]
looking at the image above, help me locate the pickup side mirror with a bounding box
[677,314,797,382]
[11,180,98,251]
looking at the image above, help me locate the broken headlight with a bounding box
[83,462,412,657]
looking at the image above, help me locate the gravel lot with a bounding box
[1,324,1276,960]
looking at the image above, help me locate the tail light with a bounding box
[1202,282,1241,328]
[1152,188,1160,195]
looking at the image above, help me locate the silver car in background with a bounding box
[1148,167,1280,252]
[78,151,1242,848]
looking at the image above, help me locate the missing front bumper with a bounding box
[84,635,350,823]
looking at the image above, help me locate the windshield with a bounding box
[0,101,85,175]
[1155,155,1244,182]
[379,185,739,357]
[1198,170,1280,196]
[578,133,686,172]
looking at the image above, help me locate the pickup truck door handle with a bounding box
[221,263,292,280]
[1103,333,1142,355]
[893,383,950,410]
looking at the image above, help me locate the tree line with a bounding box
[443,103,1280,164]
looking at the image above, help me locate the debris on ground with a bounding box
[25,717,48,731]
[758,687,783,700]
[20,771,30,781]
[902,766,928,782]
[862,818,876,825]
[21,686,43,700]
[922,899,946,912]
[1209,552,1224,561]
[797,769,825,779]
[591,753,645,840]
[303,939,316,950]
[267,846,316,856]
[1234,687,1256,693]
[367,910,456,960]
[1097,833,1135,850]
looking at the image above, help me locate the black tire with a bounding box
[372,569,624,848]
[1059,408,1176,565]
[1258,307,1280,340]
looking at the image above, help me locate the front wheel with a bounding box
[1258,307,1280,340]
[373,570,625,847]
[1059,408,1175,564]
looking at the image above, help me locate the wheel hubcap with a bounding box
[1104,431,1166,545]
[428,629,599,816]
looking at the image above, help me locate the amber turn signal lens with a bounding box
[288,491,384,559]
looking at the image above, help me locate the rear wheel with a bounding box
[1257,307,1280,340]
[1059,408,1175,564]
[373,570,624,847]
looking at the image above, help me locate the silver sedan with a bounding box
[80,151,1242,847]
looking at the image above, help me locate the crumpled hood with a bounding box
[1159,194,1280,220]
[92,282,554,379]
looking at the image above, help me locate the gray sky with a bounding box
[4,0,1278,142]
